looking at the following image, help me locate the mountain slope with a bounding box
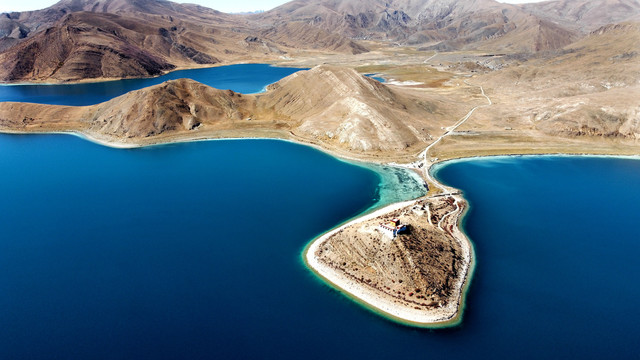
[522,0,640,33]
[257,0,578,52]
[262,65,422,151]
[0,78,258,140]
[0,0,368,82]
[470,21,640,141]
[261,22,368,55]
[0,11,219,81]
[0,66,462,155]
[0,0,233,38]
[87,78,257,138]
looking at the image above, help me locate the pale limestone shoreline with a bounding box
[0,130,139,149]
[303,194,474,328]
[4,129,637,162]
[430,153,640,169]
[0,128,399,167]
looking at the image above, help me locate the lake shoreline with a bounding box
[1,127,477,328]
[0,129,475,328]
[302,195,475,328]
[0,60,304,86]
[2,127,638,327]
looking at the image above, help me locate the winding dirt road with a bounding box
[420,80,492,231]
[420,81,492,191]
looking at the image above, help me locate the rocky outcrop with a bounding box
[0,18,30,39]
[0,78,258,139]
[86,79,256,138]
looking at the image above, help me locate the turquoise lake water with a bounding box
[364,73,386,83]
[1,65,638,358]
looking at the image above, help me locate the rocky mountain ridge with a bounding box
[0,0,366,82]
[257,0,582,52]
[522,0,640,33]
[2,0,640,82]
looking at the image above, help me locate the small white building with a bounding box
[378,218,407,239]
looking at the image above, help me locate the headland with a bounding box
[0,58,637,327]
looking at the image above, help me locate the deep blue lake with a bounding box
[3,144,639,360]
[0,134,386,359]
[1,65,638,359]
[0,64,306,106]
[434,156,640,359]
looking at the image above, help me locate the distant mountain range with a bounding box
[0,0,366,81]
[0,1,638,159]
[0,0,639,82]
[258,0,640,51]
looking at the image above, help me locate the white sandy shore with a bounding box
[304,197,474,327]
[386,80,424,86]
[0,129,140,149]
[431,153,640,169]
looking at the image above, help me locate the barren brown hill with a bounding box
[0,66,469,157]
[87,78,262,138]
[430,21,640,159]
[498,22,640,91]
[0,11,217,82]
[523,22,640,139]
[415,8,577,53]
[311,196,468,323]
[261,65,455,152]
[0,78,259,141]
[481,22,640,100]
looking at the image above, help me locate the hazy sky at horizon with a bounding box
[0,0,550,15]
